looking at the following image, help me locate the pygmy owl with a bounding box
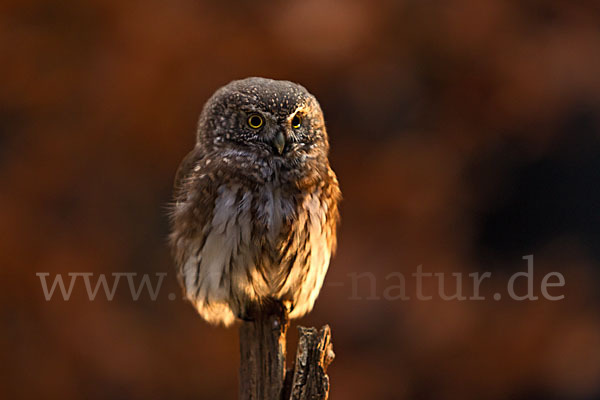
[169,77,341,326]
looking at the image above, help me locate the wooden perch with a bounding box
[286,326,334,400]
[239,306,334,400]
[239,308,288,400]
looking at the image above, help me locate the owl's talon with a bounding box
[237,313,255,322]
[284,300,295,313]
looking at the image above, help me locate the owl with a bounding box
[169,77,341,326]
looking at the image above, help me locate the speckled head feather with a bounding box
[170,77,341,326]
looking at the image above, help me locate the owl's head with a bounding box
[196,77,329,176]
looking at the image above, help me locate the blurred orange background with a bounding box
[2,0,600,399]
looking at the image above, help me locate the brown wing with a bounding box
[169,145,219,294]
[173,145,202,195]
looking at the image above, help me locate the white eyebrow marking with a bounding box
[289,104,310,119]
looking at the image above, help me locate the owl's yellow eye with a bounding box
[247,114,264,129]
[291,115,301,129]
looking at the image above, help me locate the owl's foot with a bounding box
[236,312,255,322]
[237,302,259,322]
[238,298,290,327]
[266,298,290,321]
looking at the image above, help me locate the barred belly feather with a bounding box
[174,181,335,326]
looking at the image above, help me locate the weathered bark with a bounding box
[287,326,334,400]
[239,305,334,400]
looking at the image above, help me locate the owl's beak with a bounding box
[272,131,286,155]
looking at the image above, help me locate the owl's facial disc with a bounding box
[198,77,328,167]
[243,110,290,155]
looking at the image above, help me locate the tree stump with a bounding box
[239,307,334,400]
